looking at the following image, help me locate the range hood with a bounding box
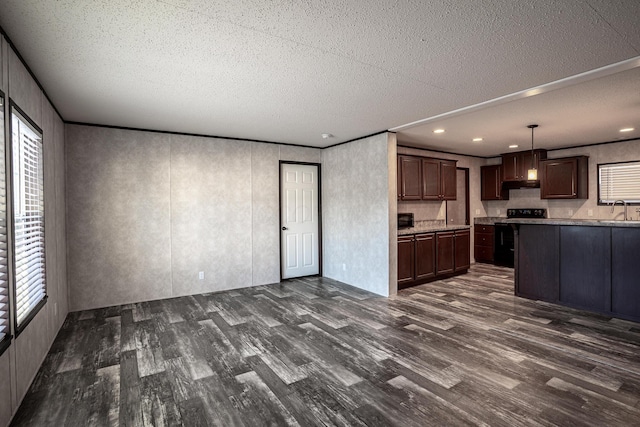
[502,180,540,190]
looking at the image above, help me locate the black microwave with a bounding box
[398,213,414,229]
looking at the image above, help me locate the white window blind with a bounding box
[11,107,46,330]
[599,161,640,204]
[0,96,7,343]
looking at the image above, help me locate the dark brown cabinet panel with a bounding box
[397,236,415,286]
[398,156,422,200]
[502,149,547,181]
[421,158,440,200]
[612,228,640,319]
[436,231,455,275]
[559,226,611,312]
[454,230,470,272]
[481,165,508,200]
[540,156,588,199]
[422,158,457,201]
[474,224,494,263]
[415,233,436,280]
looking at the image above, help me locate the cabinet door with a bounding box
[501,153,519,181]
[516,225,560,301]
[436,232,455,275]
[481,165,505,200]
[399,156,422,200]
[421,158,441,200]
[440,160,457,200]
[398,236,415,285]
[612,228,640,320]
[415,233,436,280]
[559,226,611,312]
[454,230,470,272]
[540,158,577,198]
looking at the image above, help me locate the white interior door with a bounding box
[281,163,319,279]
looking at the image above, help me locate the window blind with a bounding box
[11,108,46,330]
[0,96,7,343]
[599,161,640,204]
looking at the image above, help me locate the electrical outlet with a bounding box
[198,271,205,280]
[588,209,593,217]
[497,209,501,215]
[568,209,574,216]
[475,209,480,215]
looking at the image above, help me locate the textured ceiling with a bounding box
[0,0,639,153]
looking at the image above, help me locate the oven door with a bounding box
[494,223,514,267]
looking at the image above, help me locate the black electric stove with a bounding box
[507,208,547,219]
[494,209,546,267]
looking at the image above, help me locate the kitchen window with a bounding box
[0,93,9,353]
[598,161,640,205]
[11,103,46,334]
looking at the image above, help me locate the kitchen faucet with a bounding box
[610,200,628,220]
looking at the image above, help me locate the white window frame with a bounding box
[598,160,640,205]
[10,102,47,335]
[0,92,9,353]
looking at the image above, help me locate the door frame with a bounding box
[279,161,323,280]
[446,167,470,226]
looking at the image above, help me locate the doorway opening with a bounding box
[447,167,470,226]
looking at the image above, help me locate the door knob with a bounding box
[282,226,288,230]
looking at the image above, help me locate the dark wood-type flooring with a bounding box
[11,264,640,426]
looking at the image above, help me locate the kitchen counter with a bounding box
[514,221,640,323]
[506,218,640,227]
[398,224,471,236]
[474,217,506,225]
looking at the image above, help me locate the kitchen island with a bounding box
[509,218,640,322]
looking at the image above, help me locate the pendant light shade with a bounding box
[527,124,538,180]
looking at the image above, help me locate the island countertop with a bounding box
[505,218,640,228]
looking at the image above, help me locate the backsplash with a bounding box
[398,200,446,221]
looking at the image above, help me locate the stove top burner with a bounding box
[507,208,547,218]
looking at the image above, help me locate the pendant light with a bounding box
[527,124,538,180]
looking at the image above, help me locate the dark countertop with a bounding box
[398,224,471,236]
[505,218,640,227]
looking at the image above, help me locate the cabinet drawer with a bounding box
[474,232,494,247]
[474,245,494,262]
[475,225,495,234]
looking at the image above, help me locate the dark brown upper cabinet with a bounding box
[540,156,589,199]
[398,155,422,200]
[422,158,457,201]
[502,149,547,181]
[481,164,508,200]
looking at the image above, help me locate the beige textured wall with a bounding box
[0,39,68,427]
[65,124,321,311]
[482,140,640,220]
[322,133,394,296]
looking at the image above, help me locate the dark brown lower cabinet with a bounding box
[455,230,471,272]
[415,233,436,280]
[397,236,415,286]
[398,229,470,289]
[436,232,455,275]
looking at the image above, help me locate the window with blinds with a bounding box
[598,161,640,204]
[11,105,46,332]
[0,94,8,349]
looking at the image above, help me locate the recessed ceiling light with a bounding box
[509,144,519,149]
[321,133,334,139]
[433,129,445,134]
[472,138,483,142]
[620,127,634,133]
